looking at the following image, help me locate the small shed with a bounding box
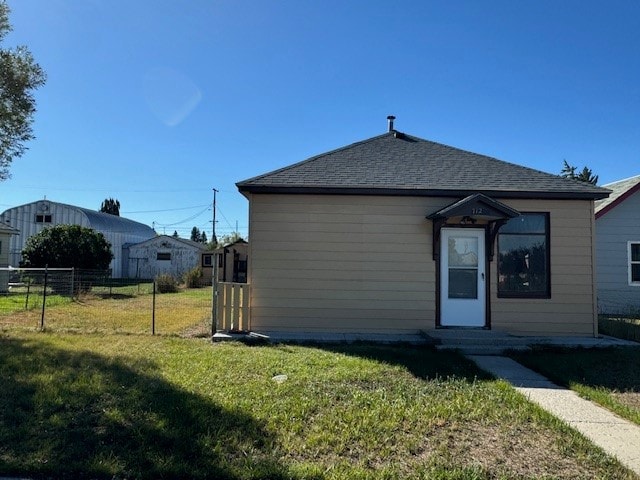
[210,239,248,283]
[595,175,640,314]
[125,235,206,280]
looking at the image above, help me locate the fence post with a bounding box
[71,268,75,298]
[152,280,156,335]
[40,266,48,331]
[25,277,30,310]
[211,253,219,337]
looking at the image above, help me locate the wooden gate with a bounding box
[215,282,250,332]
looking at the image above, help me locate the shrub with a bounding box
[183,267,203,288]
[155,274,178,293]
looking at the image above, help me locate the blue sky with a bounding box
[2,0,639,240]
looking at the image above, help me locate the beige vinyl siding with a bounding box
[248,194,444,334]
[247,194,598,337]
[491,199,597,336]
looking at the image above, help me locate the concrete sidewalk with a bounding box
[469,355,640,476]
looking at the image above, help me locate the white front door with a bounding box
[440,228,486,327]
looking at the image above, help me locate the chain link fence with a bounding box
[0,268,214,336]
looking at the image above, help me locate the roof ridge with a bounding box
[419,137,598,186]
[237,132,393,186]
[602,174,640,187]
[236,130,609,199]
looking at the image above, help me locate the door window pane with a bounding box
[448,269,478,299]
[448,236,478,267]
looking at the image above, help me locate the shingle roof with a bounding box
[237,131,609,200]
[595,174,640,218]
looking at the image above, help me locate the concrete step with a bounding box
[436,344,532,355]
[425,329,531,347]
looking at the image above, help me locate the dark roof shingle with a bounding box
[237,132,609,199]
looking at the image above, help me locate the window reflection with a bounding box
[498,213,549,297]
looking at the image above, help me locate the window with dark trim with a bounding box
[497,212,550,298]
[35,214,52,223]
[629,242,640,286]
[157,252,171,261]
[202,254,213,267]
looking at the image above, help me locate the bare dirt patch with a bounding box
[428,421,611,479]
[612,391,640,411]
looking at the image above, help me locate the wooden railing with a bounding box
[215,282,250,332]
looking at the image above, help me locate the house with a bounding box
[0,200,156,277]
[236,119,609,338]
[203,239,248,284]
[595,175,640,315]
[124,235,207,280]
[219,239,248,283]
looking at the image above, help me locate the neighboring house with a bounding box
[124,235,207,279]
[203,239,248,284]
[0,200,155,277]
[0,224,19,292]
[236,121,609,338]
[595,175,640,315]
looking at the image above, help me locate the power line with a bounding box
[123,204,209,214]
[153,206,210,227]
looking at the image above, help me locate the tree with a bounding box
[560,160,598,185]
[21,225,113,270]
[217,232,244,247]
[200,231,207,244]
[190,226,201,242]
[0,1,46,180]
[100,198,120,216]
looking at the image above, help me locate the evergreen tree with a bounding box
[100,198,120,216]
[560,160,598,185]
[200,231,207,244]
[190,226,201,242]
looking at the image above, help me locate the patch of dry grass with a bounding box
[0,288,211,335]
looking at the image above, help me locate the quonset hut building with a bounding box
[1,200,156,277]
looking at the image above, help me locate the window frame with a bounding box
[35,214,52,223]
[202,254,213,267]
[497,212,551,299]
[157,252,171,261]
[628,241,640,286]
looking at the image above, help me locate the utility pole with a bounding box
[211,188,219,339]
[212,188,218,245]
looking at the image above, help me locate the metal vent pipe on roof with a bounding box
[387,115,395,132]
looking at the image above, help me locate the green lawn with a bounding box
[0,332,635,480]
[511,347,640,427]
[600,315,640,342]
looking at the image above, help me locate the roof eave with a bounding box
[595,182,640,219]
[236,185,610,200]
